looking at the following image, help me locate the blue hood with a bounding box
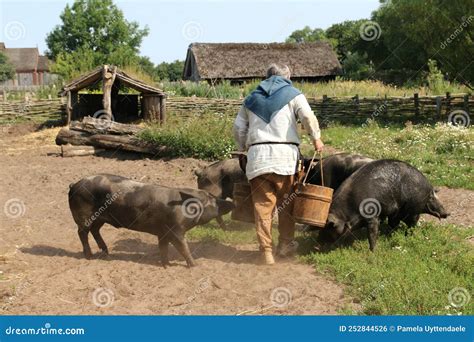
[244,76,301,123]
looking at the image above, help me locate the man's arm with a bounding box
[233,105,249,151]
[292,94,324,152]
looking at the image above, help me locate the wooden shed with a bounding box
[60,65,167,125]
[183,42,342,83]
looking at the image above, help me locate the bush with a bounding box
[139,113,236,160]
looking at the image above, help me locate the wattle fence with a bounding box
[0,92,472,126]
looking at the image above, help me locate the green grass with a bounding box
[301,223,474,315]
[321,122,474,189]
[139,113,236,161]
[189,217,474,315]
[159,78,470,99]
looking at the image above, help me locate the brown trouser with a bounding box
[249,173,296,252]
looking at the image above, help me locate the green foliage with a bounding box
[323,123,474,189]
[286,26,328,43]
[341,52,374,81]
[155,60,185,81]
[160,80,241,99]
[302,223,474,315]
[287,0,474,86]
[139,113,236,160]
[0,52,15,82]
[46,0,149,80]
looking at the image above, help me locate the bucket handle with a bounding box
[302,151,324,186]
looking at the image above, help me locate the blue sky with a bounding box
[0,0,380,64]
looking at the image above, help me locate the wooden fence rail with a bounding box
[0,93,471,125]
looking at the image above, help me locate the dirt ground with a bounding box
[0,125,353,315]
[0,124,472,315]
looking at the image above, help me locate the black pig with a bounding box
[69,174,234,267]
[320,160,449,251]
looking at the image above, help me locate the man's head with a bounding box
[266,63,291,80]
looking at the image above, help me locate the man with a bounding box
[233,63,324,265]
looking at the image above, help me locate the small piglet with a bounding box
[320,159,449,251]
[68,174,234,267]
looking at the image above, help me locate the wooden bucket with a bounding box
[231,182,255,223]
[292,152,333,228]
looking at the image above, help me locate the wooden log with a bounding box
[55,128,169,155]
[102,65,116,119]
[69,117,142,135]
[61,144,104,157]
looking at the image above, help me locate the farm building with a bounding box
[183,42,342,82]
[60,65,167,125]
[0,42,57,87]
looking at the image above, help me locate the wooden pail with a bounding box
[231,182,255,223]
[292,152,333,228]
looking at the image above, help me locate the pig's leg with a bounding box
[90,222,108,255]
[404,214,420,227]
[78,226,92,259]
[216,216,227,229]
[158,235,171,267]
[367,219,380,252]
[388,215,400,229]
[170,232,196,267]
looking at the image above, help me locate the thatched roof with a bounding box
[60,65,166,97]
[1,46,39,72]
[0,43,51,72]
[183,42,342,81]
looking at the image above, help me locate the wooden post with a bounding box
[354,94,359,115]
[463,94,469,115]
[435,96,442,119]
[322,95,327,118]
[414,93,419,116]
[66,90,72,125]
[102,65,117,119]
[445,92,451,115]
[142,95,160,122]
[159,97,167,125]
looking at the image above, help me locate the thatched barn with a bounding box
[60,65,167,125]
[183,42,342,82]
[0,42,56,86]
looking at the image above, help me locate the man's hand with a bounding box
[313,138,324,152]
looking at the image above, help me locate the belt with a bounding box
[250,141,299,147]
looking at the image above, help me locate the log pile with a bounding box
[55,117,167,156]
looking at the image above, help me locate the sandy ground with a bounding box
[0,125,353,315]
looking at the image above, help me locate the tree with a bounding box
[325,20,367,60]
[286,26,328,43]
[372,0,473,86]
[46,0,149,79]
[155,60,184,81]
[0,52,15,82]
